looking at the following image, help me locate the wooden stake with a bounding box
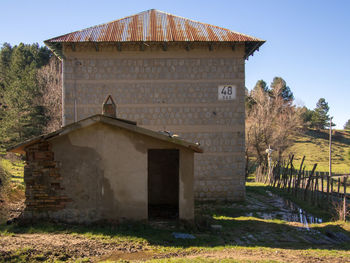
[327,173,330,202]
[304,164,317,201]
[344,176,347,221]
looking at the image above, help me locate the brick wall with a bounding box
[23,141,71,214]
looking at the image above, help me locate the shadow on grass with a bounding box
[305,129,350,145]
[1,217,349,252]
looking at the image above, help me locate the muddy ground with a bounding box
[0,233,149,262]
[0,232,349,262]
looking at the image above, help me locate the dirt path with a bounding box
[0,233,145,261]
[1,232,349,262]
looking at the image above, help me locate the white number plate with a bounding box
[218,85,236,100]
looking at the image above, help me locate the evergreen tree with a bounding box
[344,119,350,130]
[311,98,330,129]
[270,77,293,101]
[298,106,314,126]
[253,80,269,93]
[0,43,13,121]
[0,43,51,146]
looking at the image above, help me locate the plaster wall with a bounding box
[62,43,246,200]
[49,122,193,222]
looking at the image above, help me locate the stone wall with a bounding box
[23,141,71,216]
[62,43,246,201]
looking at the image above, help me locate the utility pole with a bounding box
[328,117,333,198]
[329,117,333,176]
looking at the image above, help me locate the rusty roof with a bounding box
[45,9,264,58]
[46,9,263,43]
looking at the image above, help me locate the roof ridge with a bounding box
[149,9,263,41]
[46,9,264,43]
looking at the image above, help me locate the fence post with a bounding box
[288,157,294,193]
[327,174,330,202]
[314,173,319,206]
[294,156,305,196]
[304,164,317,202]
[331,178,334,194]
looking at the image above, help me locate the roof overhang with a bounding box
[44,9,265,60]
[8,115,203,154]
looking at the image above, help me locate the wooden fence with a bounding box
[255,155,349,221]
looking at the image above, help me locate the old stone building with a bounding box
[9,101,201,222]
[45,9,265,201]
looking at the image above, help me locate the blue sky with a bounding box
[1,0,349,128]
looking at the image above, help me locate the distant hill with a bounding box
[285,129,350,174]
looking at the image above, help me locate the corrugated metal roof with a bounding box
[45,9,264,43]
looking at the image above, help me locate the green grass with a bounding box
[285,129,350,174]
[1,183,348,247]
[1,183,350,262]
[0,156,24,184]
[144,258,281,263]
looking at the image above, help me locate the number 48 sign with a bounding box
[218,85,236,100]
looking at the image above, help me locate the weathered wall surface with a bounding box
[23,141,71,212]
[23,122,194,223]
[62,43,246,201]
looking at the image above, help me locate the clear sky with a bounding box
[1,0,349,128]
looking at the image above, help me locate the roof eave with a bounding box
[244,40,266,60]
[8,114,202,155]
[44,41,65,60]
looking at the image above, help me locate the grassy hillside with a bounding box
[285,129,350,174]
[0,151,24,184]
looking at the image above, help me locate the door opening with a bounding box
[148,149,179,220]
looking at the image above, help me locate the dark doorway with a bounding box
[148,149,179,220]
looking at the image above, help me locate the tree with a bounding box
[0,43,13,123]
[270,77,294,102]
[253,80,269,93]
[38,56,62,132]
[311,98,330,129]
[344,119,350,130]
[297,106,314,127]
[0,43,51,146]
[246,80,269,112]
[245,81,301,167]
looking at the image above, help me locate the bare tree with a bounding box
[246,81,301,169]
[38,57,62,133]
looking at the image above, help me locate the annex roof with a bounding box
[45,9,265,58]
[8,115,203,154]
